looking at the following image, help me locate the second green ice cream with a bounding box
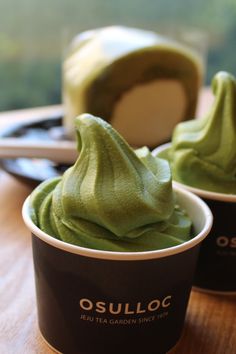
[29,114,192,252]
[165,71,236,194]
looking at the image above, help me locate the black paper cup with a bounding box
[153,143,236,295]
[22,186,212,354]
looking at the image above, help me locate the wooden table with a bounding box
[0,90,235,354]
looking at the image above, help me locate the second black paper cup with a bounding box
[153,143,236,294]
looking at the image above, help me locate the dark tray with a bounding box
[0,116,71,187]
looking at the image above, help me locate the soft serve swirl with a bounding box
[168,71,236,194]
[29,114,192,252]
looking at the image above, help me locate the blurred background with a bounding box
[0,0,236,111]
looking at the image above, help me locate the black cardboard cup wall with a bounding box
[22,186,212,354]
[175,183,236,294]
[153,143,236,294]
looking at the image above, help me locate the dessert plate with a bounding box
[0,116,71,186]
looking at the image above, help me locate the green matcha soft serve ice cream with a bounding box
[162,71,236,194]
[29,114,192,252]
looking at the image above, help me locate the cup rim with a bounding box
[22,185,212,261]
[173,181,236,202]
[152,142,236,203]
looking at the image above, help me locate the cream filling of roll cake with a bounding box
[111,79,186,147]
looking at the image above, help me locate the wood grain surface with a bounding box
[0,91,235,354]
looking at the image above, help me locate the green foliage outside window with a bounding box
[0,0,236,111]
